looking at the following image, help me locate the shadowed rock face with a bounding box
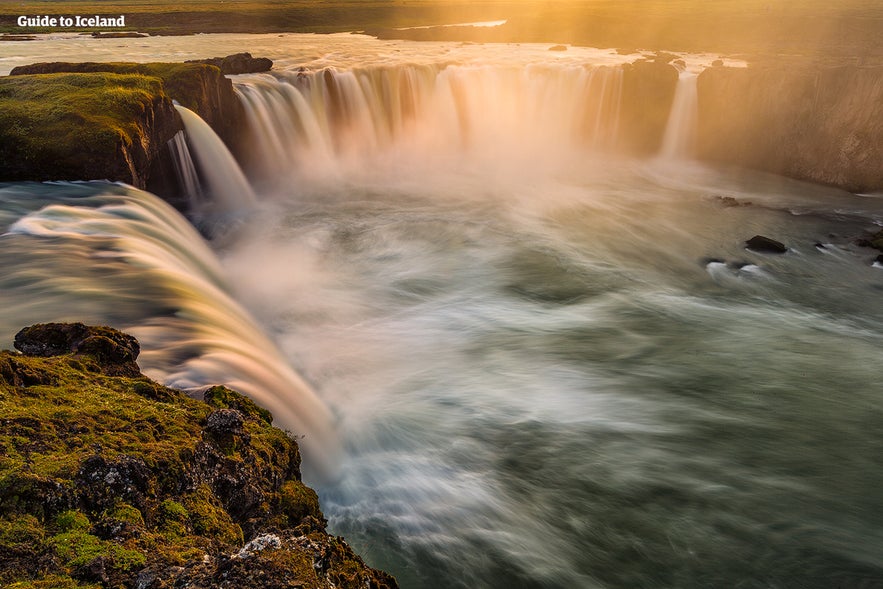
[697,63,883,193]
[2,60,254,203]
[618,59,679,155]
[0,323,398,589]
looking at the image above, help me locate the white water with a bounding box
[0,183,339,480]
[1,35,880,589]
[174,104,257,209]
[234,64,624,186]
[660,68,699,159]
[168,130,205,208]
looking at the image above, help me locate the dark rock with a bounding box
[75,454,153,512]
[0,324,398,588]
[205,409,246,436]
[14,323,140,376]
[4,62,246,202]
[701,257,726,265]
[745,235,788,254]
[875,254,883,266]
[548,45,568,52]
[186,52,273,75]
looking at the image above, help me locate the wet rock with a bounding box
[548,44,568,51]
[745,235,788,254]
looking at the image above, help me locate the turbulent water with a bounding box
[2,35,883,588]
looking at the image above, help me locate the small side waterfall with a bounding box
[168,130,205,208]
[660,67,699,159]
[234,64,624,182]
[174,104,257,209]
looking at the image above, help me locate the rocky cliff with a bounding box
[0,323,397,589]
[1,57,265,203]
[696,63,883,193]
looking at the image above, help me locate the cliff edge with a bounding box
[0,323,397,589]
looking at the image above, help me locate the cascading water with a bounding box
[168,130,205,208]
[234,64,623,186]
[0,182,339,480]
[1,36,882,589]
[660,66,699,159]
[174,104,258,209]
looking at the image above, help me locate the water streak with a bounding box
[174,104,257,209]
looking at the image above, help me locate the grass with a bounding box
[0,72,164,180]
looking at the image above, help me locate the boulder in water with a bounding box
[745,235,788,254]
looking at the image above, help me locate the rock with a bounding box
[618,59,679,154]
[75,454,153,512]
[0,324,398,588]
[548,45,568,51]
[745,235,788,254]
[14,322,140,376]
[697,64,883,193]
[713,195,752,207]
[205,409,246,436]
[187,52,273,75]
[3,61,246,202]
[875,254,883,266]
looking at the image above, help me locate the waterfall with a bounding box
[174,104,257,209]
[660,68,699,159]
[168,130,205,208]
[234,64,624,183]
[0,182,340,481]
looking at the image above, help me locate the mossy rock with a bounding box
[0,324,397,588]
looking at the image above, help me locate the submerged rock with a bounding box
[745,235,788,254]
[0,323,398,589]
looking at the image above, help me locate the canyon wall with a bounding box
[696,63,883,193]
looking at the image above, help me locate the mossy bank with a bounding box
[0,56,265,204]
[0,322,397,589]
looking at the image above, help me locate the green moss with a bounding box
[55,510,90,533]
[279,480,323,525]
[0,73,166,180]
[104,502,144,527]
[203,385,273,424]
[183,486,243,547]
[0,514,45,551]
